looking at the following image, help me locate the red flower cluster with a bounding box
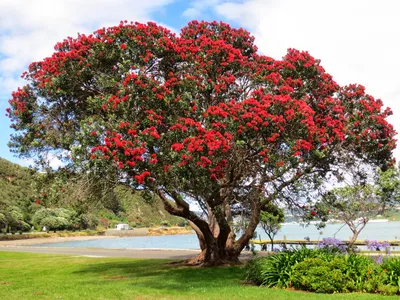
[7,20,397,189]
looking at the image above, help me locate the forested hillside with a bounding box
[0,157,183,233]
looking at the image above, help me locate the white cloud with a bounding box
[215,0,400,162]
[17,158,35,168]
[0,0,174,95]
[18,151,71,170]
[182,0,224,19]
[182,8,200,19]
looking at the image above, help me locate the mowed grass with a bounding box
[0,252,397,300]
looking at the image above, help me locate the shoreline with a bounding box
[0,226,194,246]
[0,235,117,247]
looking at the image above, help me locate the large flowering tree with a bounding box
[7,21,396,265]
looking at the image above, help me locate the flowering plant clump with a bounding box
[366,240,391,254]
[317,237,347,253]
[6,20,397,265]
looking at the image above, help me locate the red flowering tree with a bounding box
[7,21,397,265]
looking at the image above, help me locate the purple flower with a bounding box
[365,240,391,255]
[317,237,347,252]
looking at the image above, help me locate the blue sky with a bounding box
[1,0,400,166]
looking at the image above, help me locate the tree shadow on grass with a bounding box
[73,259,243,292]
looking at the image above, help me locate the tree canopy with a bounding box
[7,20,397,265]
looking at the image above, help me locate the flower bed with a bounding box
[245,239,400,295]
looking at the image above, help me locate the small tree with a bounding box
[321,167,398,247]
[323,185,381,245]
[0,213,6,233]
[32,208,53,228]
[260,203,285,251]
[41,216,70,232]
[4,207,30,233]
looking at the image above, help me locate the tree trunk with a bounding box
[188,220,206,251]
[156,188,261,266]
[185,238,240,266]
[188,201,261,266]
[348,222,367,250]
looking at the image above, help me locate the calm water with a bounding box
[33,222,400,250]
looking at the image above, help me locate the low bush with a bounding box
[259,247,329,288]
[245,247,400,295]
[290,255,375,293]
[342,254,376,290]
[291,257,348,293]
[244,256,270,285]
[380,257,400,290]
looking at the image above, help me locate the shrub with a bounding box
[32,208,54,227]
[98,217,110,229]
[259,247,319,288]
[245,246,400,295]
[244,256,270,285]
[380,257,400,290]
[79,213,99,230]
[0,213,6,230]
[15,220,31,233]
[41,216,70,232]
[160,220,170,227]
[343,254,375,291]
[363,268,396,295]
[291,257,348,293]
[291,254,376,293]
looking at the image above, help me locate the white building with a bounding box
[115,224,130,230]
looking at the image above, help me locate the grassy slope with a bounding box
[0,157,182,227]
[0,252,396,300]
[114,185,183,227]
[0,157,34,206]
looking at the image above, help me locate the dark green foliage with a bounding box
[291,256,376,293]
[259,247,325,288]
[246,248,400,295]
[291,257,347,293]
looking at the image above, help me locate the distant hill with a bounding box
[0,157,184,229]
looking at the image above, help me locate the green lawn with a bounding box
[0,252,397,300]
